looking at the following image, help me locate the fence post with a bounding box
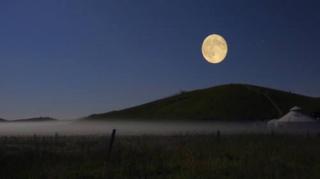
[107,129,116,159]
[216,130,221,142]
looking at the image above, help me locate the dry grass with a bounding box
[0,133,319,178]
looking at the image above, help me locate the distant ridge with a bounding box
[87,84,320,121]
[0,118,7,122]
[12,117,57,122]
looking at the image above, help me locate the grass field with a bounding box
[0,133,320,179]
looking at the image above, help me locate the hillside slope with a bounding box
[0,118,7,122]
[87,84,320,121]
[12,117,57,122]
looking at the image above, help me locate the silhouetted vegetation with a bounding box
[12,117,57,122]
[88,84,320,121]
[0,134,320,178]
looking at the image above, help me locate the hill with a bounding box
[87,84,320,121]
[12,117,57,122]
[0,118,7,122]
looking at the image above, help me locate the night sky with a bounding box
[0,0,319,119]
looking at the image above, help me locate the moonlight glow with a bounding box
[201,34,228,64]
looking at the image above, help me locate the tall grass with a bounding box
[0,134,319,178]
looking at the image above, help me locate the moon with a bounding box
[201,34,228,64]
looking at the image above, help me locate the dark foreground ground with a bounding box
[0,133,320,179]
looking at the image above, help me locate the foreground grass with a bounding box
[0,133,320,179]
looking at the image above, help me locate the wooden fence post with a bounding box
[107,129,116,159]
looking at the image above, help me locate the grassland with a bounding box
[1,133,320,179]
[88,84,320,121]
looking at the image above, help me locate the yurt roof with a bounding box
[290,106,302,111]
[277,110,315,122]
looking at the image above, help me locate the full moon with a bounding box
[201,34,228,64]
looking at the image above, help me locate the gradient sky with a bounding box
[0,0,320,119]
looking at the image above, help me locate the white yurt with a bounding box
[268,106,317,128]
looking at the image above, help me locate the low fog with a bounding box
[0,120,319,136]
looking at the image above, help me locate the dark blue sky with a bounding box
[0,0,319,119]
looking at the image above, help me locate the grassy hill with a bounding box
[0,118,7,122]
[12,117,57,122]
[87,84,320,121]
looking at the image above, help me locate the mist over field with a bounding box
[0,120,268,136]
[0,120,318,136]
